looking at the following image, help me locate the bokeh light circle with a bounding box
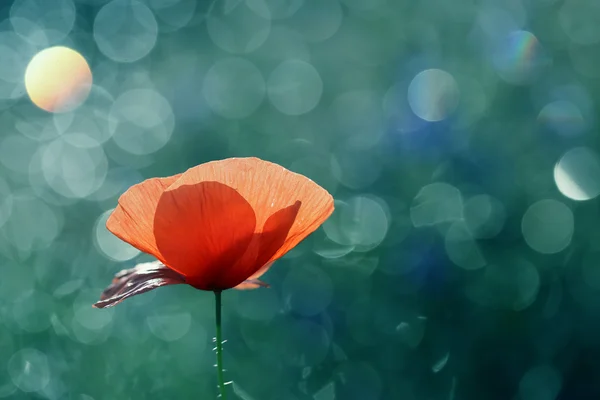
[94,209,140,261]
[12,291,53,333]
[25,47,92,113]
[11,105,60,142]
[313,239,354,259]
[234,287,281,321]
[559,0,600,45]
[445,221,486,270]
[1,192,61,253]
[323,196,389,252]
[8,348,50,393]
[40,137,108,199]
[87,166,143,202]
[72,291,114,345]
[407,69,460,122]
[410,183,463,227]
[288,0,342,43]
[148,0,197,31]
[94,0,158,63]
[10,0,76,46]
[383,80,428,134]
[289,154,338,194]
[74,294,113,333]
[452,76,490,130]
[146,311,191,342]
[0,262,35,303]
[332,90,385,149]
[53,85,115,146]
[0,30,37,101]
[253,26,311,64]
[492,30,549,85]
[206,1,271,54]
[568,42,600,79]
[109,88,175,155]
[331,148,383,190]
[203,58,265,119]
[267,60,323,115]
[538,100,586,137]
[521,199,573,254]
[554,147,600,201]
[519,364,562,400]
[463,194,506,239]
[466,258,540,311]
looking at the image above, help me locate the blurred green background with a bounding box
[1,0,600,398]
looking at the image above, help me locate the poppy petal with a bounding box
[153,181,257,290]
[233,261,274,290]
[208,158,333,264]
[214,201,300,289]
[106,175,181,263]
[256,201,302,264]
[234,279,270,290]
[93,261,186,308]
[177,157,333,246]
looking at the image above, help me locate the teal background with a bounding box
[1,0,599,399]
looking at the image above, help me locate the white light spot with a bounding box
[408,69,460,122]
[554,147,600,201]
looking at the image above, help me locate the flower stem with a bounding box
[214,290,227,399]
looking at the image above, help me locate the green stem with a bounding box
[214,291,227,399]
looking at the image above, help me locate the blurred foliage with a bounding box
[1,0,600,399]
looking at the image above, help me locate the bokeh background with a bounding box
[1,0,600,398]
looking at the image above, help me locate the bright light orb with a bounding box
[25,46,92,113]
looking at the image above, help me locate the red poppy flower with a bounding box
[94,157,334,308]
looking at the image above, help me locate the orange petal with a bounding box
[215,201,300,289]
[234,278,270,290]
[153,181,257,290]
[234,261,275,290]
[106,174,181,262]
[175,157,334,263]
